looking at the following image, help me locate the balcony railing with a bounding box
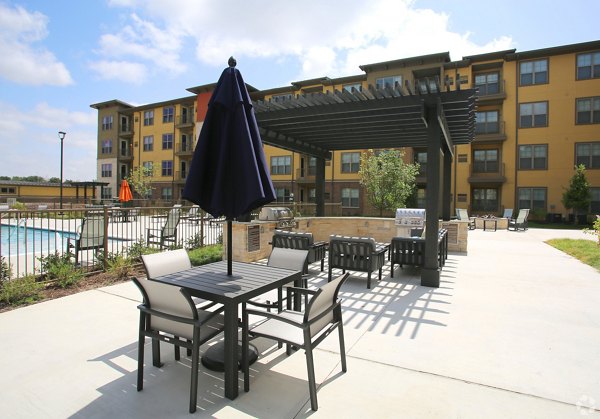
[175,142,194,156]
[119,148,133,160]
[176,114,194,128]
[296,167,316,182]
[119,122,133,136]
[175,171,187,182]
[474,121,506,143]
[474,79,507,102]
[468,162,506,183]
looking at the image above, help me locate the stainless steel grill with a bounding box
[258,207,296,228]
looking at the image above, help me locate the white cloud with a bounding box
[0,101,97,180]
[89,60,148,84]
[105,0,514,83]
[0,4,73,86]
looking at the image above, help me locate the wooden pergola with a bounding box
[253,80,477,287]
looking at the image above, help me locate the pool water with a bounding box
[0,225,76,256]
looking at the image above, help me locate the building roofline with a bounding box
[90,99,134,110]
[359,52,451,73]
[506,40,600,61]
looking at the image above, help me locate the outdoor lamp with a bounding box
[58,131,66,210]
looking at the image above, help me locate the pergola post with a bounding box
[422,104,442,288]
[443,148,452,220]
[315,157,326,216]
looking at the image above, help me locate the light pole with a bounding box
[58,131,66,210]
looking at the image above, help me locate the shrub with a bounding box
[188,245,223,266]
[38,252,83,288]
[583,215,600,245]
[186,233,203,250]
[126,238,159,261]
[106,254,134,280]
[0,275,42,305]
[1,256,11,281]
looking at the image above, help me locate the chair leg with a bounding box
[187,340,192,356]
[338,322,347,373]
[174,336,180,361]
[328,266,332,282]
[305,345,319,411]
[320,258,324,272]
[391,263,395,278]
[367,272,371,289]
[189,327,200,414]
[152,338,162,367]
[378,267,382,281]
[242,303,250,392]
[137,314,145,391]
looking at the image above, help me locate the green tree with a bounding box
[48,177,61,183]
[562,164,591,224]
[126,165,154,200]
[358,149,419,217]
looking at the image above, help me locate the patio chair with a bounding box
[456,208,476,230]
[502,208,514,219]
[271,230,327,273]
[246,247,309,312]
[328,235,387,289]
[67,214,105,264]
[508,208,530,231]
[142,248,223,318]
[181,205,200,221]
[389,229,448,277]
[146,208,180,248]
[243,272,350,411]
[132,275,225,413]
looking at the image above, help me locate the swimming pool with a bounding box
[0,225,76,256]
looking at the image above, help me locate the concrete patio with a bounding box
[1,228,599,418]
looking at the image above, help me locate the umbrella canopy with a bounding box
[183,57,276,274]
[118,179,133,203]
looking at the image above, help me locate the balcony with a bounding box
[175,113,194,129]
[474,79,507,104]
[474,121,507,143]
[118,147,133,161]
[175,170,187,183]
[175,142,194,156]
[119,122,133,137]
[468,162,506,184]
[296,167,316,183]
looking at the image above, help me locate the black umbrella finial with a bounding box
[228,56,237,68]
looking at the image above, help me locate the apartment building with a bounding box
[92,40,600,220]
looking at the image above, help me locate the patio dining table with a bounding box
[150,260,302,400]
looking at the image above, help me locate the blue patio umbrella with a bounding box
[183,57,276,275]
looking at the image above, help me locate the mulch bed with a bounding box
[0,266,146,313]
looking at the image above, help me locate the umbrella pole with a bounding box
[227,218,232,275]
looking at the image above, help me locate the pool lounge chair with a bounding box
[508,208,530,231]
[67,215,105,264]
[147,208,181,249]
[456,208,476,230]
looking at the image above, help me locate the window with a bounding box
[161,187,172,201]
[101,139,112,154]
[457,193,467,203]
[341,188,359,208]
[101,115,113,130]
[576,142,600,169]
[162,106,174,123]
[576,97,600,124]
[275,188,291,203]
[271,94,293,102]
[472,188,498,212]
[341,152,360,173]
[162,133,173,150]
[520,59,548,85]
[307,157,316,176]
[376,75,402,90]
[343,83,362,93]
[474,73,499,95]
[415,151,427,176]
[308,188,316,203]
[101,187,112,200]
[518,188,546,210]
[472,149,499,173]
[591,188,600,213]
[475,111,499,134]
[416,78,438,93]
[577,52,600,80]
[143,136,153,151]
[161,160,173,177]
[520,102,548,128]
[142,161,153,176]
[143,110,154,126]
[458,154,468,163]
[416,188,426,208]
[101,163,112,178]
[270,156,291,175]
[519,145,548,170]
[0,187,16,194]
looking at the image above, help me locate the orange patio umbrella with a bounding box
[118,179,133,203]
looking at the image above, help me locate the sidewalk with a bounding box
[0,228,598,418]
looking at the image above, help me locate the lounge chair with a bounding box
[271,230,327,272]
[146,208,180,248]
[508,208,530,231]
[328,235,387,289]
[132,273,225,413]
[456,208,476,230]
[502,208,513,219]
[244,272,350,411]
[67,214,105,264]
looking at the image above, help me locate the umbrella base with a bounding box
[201,341,258,372]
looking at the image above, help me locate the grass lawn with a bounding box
[546,238,600,272]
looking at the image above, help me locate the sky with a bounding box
[0,0,598,181]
